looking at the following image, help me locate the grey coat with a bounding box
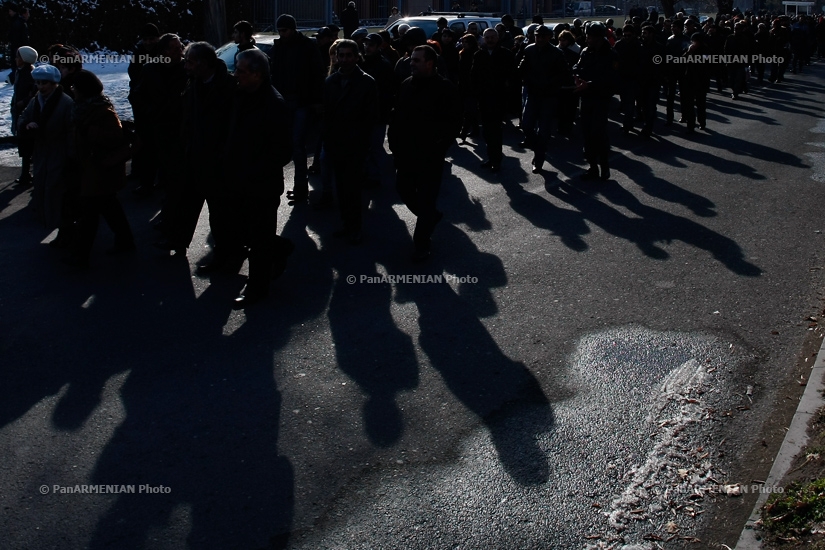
[19,87,74,229]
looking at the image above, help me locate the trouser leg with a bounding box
[99,193,134,246]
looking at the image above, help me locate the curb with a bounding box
[736,333,825,548]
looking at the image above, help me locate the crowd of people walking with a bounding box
[6,6,823,306]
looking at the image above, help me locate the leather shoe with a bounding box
[480,160,492,168]
[233,288,267,309]
[580,168,600,181]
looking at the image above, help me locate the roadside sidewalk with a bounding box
[736,333,825,548]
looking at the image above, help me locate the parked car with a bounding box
[383,13,502,39]
[215,33,278,73]
[595,5,621,15]
[565,1,592,16]
[522,22,566,35]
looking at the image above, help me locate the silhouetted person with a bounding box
[573,23,618,180]
[63,70,135,269]
[323,39,378,243]
[224,49,293,307]
[388,45,461,261]
[341,1,360,39]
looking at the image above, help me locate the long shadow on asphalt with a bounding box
[636,130,800,177]
[0,188,337,548]
[499,170,591,252]
[303,158,557,485]
[547,180,762,276]
[613,152,717,217]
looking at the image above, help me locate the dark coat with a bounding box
[322,66,378,157]
[360,53,395,124]
[180,59,237,177]
[682,42,711,90]
[388,73,461,165]
[127,41,159,93]
[458,47,478,96]
[471,45,515,101]
[573,39,619,98]
[223,84,292,198]
[665,32,690,77]
[518,42,572,97]
[340,6,360,38]
[131,60,187,148]
[440,41,461,84]
[269,31,326,106]
[724,31,755,67]
[560,43,581,69]
[614,37,643,82]
[73,97,128,197]
[12,63,34,114]
[639,38,666,88]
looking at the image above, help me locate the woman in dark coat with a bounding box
[63,70,135,268]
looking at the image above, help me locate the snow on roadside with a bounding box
[0,55,133,140]
[0,55,132,166]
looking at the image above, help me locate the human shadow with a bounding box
[0,172,299,549]
[394,236,556,485]
[315,156,558,485]
[643,132,791,179]
[82,197,341,549]
[614,153,717,217]
[0,182,179,432]
[548,180,762,276]
[498,170,591,252]
[86,280,297,549]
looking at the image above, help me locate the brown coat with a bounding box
[74,100,127,197]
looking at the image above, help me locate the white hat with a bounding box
[17,45,37,64]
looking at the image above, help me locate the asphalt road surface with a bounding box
[2,65,825,549]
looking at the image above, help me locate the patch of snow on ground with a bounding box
[0,58,132,140]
